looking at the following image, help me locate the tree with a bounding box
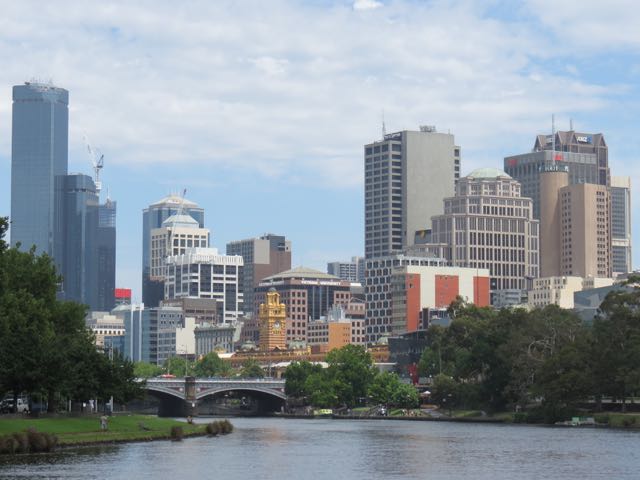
[304,371,337,407]
[239,359,265,378]
[134,362,164,378]
[326,345,376,407]
[369,372,419,408]
[164,356,190,377]
[192,352,231,377]
[284,361,323,398]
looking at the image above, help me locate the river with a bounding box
[1,417,638,479]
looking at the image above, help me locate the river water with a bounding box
[0,417,638,479]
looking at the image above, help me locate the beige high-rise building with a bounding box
[540,167,612,278]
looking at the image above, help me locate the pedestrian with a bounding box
[100,415,108,431]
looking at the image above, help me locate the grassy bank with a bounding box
[0,415,207,446]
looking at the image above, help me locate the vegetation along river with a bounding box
[0,417,638,479]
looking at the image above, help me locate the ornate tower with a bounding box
[258,288,286,351]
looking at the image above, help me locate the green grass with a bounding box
[0,415,207,445]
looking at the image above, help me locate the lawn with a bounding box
[0,415,207,445]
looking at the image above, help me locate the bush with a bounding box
[12,433,29,453]
[206,422,219,436]
[206,420,233,436]
[221,419,233,434]
[593,414,610,425]
[0,429,58,455]
[170,426,184,441]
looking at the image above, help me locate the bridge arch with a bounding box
[145,384,186,400]
[196,386,287,401]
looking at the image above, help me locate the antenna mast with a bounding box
[382,110,387,138]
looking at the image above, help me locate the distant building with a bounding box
[364,126,461,259]
[390,264,490,336]
[96,198,116,311]
[86,311,125,348]
[529,276,614,309]
[10,81,69,256]
[430,168,540,304]
[226,234,291,317]
[123,304,184,365]
[142,195,205,307]
[611,176,632,275]
[254,267,354,345]
[307,305,366,351]
[504,129,610,219]
[194,323,236,356]
[164,247,244,324]
[114,288,132,306]
[327,256,365,284]
[365,254,447,343]
[539,168,612,278]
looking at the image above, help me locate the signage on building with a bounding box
[383,132,402,141]
[576,135,592,143]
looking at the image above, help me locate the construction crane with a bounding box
[83,133,104,195]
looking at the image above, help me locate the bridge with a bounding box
[142,377,287,416]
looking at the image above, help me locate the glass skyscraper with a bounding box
[10,82,69,256]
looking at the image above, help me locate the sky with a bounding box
[1,0,639,302]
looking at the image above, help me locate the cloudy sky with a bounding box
[1,0,639,300]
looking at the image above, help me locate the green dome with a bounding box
[465,167,512,179]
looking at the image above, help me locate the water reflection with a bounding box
[0,418,638,480]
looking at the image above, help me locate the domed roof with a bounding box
[465,167,512,179]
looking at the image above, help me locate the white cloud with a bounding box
[0,0,629,190]
[353,0,383,10]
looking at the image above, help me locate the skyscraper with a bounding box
[364,126,460,259]
[327,256,365,284]
[539,168,612,278]
[58,173,99,308]
[142,195,205,307]
[10,81,68,256]
[96,198,117,311]
[611,176,632,275]
[226,234,291,316]
[429,168,540,303]
[504,130,610,219]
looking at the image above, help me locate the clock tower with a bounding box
[258,288,287,351]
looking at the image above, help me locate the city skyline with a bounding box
[1,1,639,301]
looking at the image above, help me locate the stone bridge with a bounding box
[142,377,287,416]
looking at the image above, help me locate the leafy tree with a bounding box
[192,352,231,377]
[134,362,164,378]
[239,359,265,378]
[369,372,419,408]
[164,356,190,377]
[304,371,337,407]
[284,361,323,398]
[326,345,376,407]
[392,381,420,409]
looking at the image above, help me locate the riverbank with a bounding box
[0,414,207,449]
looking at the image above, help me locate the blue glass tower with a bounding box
[10,82,69,256]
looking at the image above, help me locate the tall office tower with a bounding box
[10,81,68,256]
[149,214,209,302]
[226,234,291,317]
[430,168,540,305]
[58,174,99,308]
[142,195,205,307]
[611,176,632,275]
[164,247,244,324]
[504,130,610,219]
[327,256,365,283]
[96,198,117,311]
[364,125,460,259]
[539,168,612,278]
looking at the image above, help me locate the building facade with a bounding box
[142,195,205,307]
[539,168,612,278]
[164,247,244,324]
[96,198,116,311]
[258,289,287,351]
[10,82,69,257]
[364,126,460,259]
[253,267,354,345]
[528,276,613,309]
[194,323,236,356]
[123,304,184,365]
[429,168,540,303]
[327,256,365,284]
[390,265,490,336]
[226,234,291,318]
[611,176,632,275]
[504,130,610,220]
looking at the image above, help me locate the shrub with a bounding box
[12,433,29,453]
[593,414,609,425]
[206,422,219,436]
[206,420,233,436]
[170,426,184,441]
[221,419,233,434]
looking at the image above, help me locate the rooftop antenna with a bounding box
[569,118,573,131]
[83,133,104,196]
[382,110,387,138]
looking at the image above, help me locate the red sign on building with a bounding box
[114,288,132,300]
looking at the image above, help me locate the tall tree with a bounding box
[326,345,376,407]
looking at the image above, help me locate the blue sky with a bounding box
[1,0,639,301]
